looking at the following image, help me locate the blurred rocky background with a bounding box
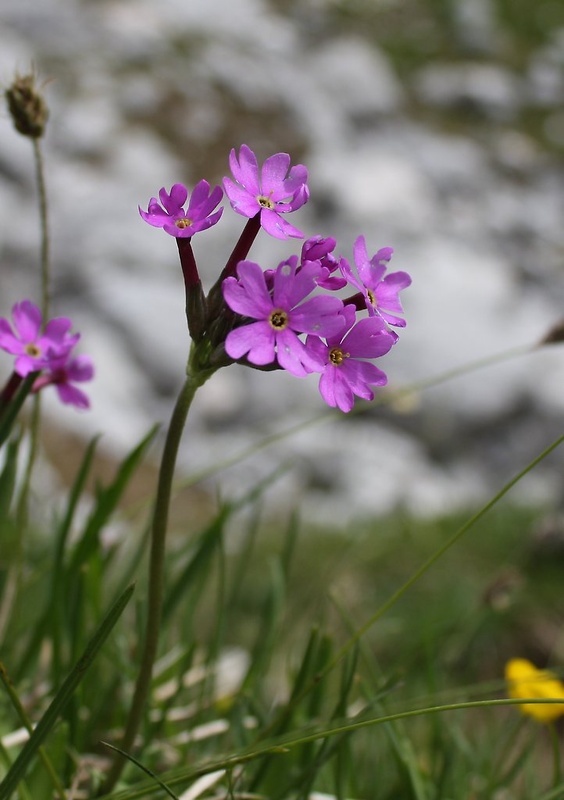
[2,0,564,522]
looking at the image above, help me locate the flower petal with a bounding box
[13,301,41,343]
[66,354,95,382]
[56,383,91,409]
[229,145,260,194]
[225,321,275,365]
[341,317,396,358]
[261,152,291,196]
[159,184,188,215]
[319,367,355,412]
[14,354,39,377]
[223,178,260,217]
[275,329,323,376]
[223,261,273,318]
[260,209,304,240]
[282,164,308,197]
[290,295,346,337]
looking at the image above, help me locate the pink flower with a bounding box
[306,306,396,412]
[0,300,79,376]
[301,236,347,291]
[139,180,223,238]
[33,354,94,409]
[223,145,309,240]
[222,258,345,376]
[341,235,411,328]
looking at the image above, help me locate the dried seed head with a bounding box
[5,72,49,138]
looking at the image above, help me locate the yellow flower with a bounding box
[505,658,564,723]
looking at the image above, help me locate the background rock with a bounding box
[2,0,564,522]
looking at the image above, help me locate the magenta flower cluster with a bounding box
[0,301,93,408]
[223,236,410,412]
[140,144,411,412]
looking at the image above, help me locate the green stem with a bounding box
[32,137,50,320]
[101,374,201,794]
[14,138,51,574]
[550,721,561,787]
[16,395,41,530]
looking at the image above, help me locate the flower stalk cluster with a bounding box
[107,143,413,793]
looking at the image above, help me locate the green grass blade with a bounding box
[68,426,157,573]
[49,435,100,682]
[0,435,19,517]
[0,661,67,800]
[0,374,37,450]
[100,743,179,800]
[0,584,135,800]
[162,505,227,622]
[54,435,100,566]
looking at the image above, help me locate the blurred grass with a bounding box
[191,499,561,691]
[1,416,563,798]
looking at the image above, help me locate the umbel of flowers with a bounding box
[140,143,411,413]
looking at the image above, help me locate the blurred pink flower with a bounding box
[0,300,79,376]
[33,354,94,409]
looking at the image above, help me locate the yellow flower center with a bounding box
[269,309,288,330]
[175,217,192,229]
[366,288,377,308]
[24,343,41,357]
[329,347,349,366]
[257,195,275,210]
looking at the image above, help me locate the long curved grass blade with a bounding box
[100,742,179,800]
[98,696,564,800]
[0,584,135,800]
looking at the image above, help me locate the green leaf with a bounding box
[0,434,20,517]
[0,374,37,450]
